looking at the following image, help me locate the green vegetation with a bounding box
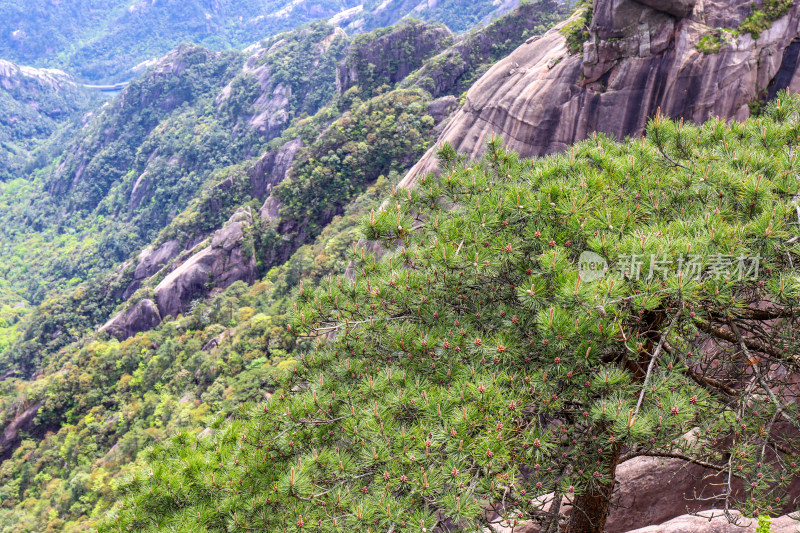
[739,0,794,39]
[106,94,800,532]
[0,0,545,84]
[340,20,453,98]
[274,89,435,241]
[696,33,724,54]
[561,1,593,55]
[0,0,363,83]
[0,67,95,180]
[401,0,565,98]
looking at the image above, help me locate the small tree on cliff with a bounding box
[106,94,800,533]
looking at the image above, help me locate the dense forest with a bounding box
[2,0,800,531]
[0,0,534,83]
[0,2,568,531]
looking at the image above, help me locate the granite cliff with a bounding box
[402,0,800,185]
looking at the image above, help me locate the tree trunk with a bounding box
[563,444,622,533]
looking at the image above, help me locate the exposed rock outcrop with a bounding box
[0,60,76,93]
[626,512,799,532]
[0,402,42,460]
[122,240,181,299]
[401,0,800,186]
[99,299,162,341]
[259,195,281,227]
[133,240,181,280]
[154,209,258,318]
[428,95,459,123]
[249,137,303,199]
[489,455,800,532]
[399,0,564,98]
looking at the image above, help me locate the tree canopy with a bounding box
[104,94,800,532]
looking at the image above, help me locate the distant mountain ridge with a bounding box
[0,0,530,84]
[0,59,95,179]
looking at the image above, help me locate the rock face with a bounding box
[626,512,800,532]
[154,209,258,318]
[606,457,727,532]
[99,299,162,340]
[133,240,181,281]
[249,137,303,199]
[0,402,42,460]
[401,0,800,186]
[490,456,799,533]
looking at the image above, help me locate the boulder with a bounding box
[606,457,727,532]
[99,299,162,341]
[259,195,281,226]
[154,209,258,318]
[428,95,458,123]
[0,402,42,460]
[133,240,181,280]
[637,0,696,18]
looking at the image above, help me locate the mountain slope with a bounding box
[0,4,568,530]
[0,60,95,180]
[0,0,545,83]
[402,0,800,184]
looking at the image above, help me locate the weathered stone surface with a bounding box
[606,457,726,532]
[259,195,281,226]
[133,240,181,280]
[428,95,458,123]
[0,402,42,459]
[637,0,696,18]
[249,137,302,199]
[401,0,800,188]
[626,512,799,532]
[154,209,257,318]
[99,299,162,341]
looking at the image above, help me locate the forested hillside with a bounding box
[0,0,535,83]
[0,3,566,531]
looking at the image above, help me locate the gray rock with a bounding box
[154,209,257,318]
[133,240,181,280]
[259,195,281,226]
[0,402,42,458]
[428,95,458,123]
[99,299,162,341]
[637,0,696,18]
[249,137,302,199]
[400,0,800,188]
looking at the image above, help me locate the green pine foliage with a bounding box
[105,94,800,531]
[274,88,436,243]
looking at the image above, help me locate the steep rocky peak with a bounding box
[0,59,76,92]
[401,0,800,186]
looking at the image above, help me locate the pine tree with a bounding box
[103,92,800,532]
